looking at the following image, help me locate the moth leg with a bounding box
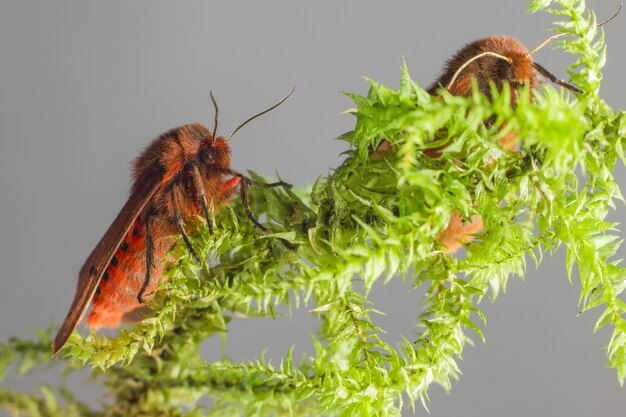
[190,164,214,236]
[171,186,202,264]
[137,210,155,303]
[227,169,291,190]
[223,169,290,233]
[249,179,291,189]
[237,176,298,250]
[238,176,269,233]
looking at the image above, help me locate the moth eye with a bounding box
[200,147,215,165]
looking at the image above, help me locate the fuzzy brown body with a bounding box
[428,35,537,100]
[54,124,239,353]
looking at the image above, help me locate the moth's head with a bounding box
[493,45,537,92]
[485,38,537,103]
[199,135,230,170]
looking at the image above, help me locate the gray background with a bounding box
[1,1,625,415]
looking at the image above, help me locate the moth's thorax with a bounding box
[478,35,530,57]
[132,124,202,183]
[175,123,210,156]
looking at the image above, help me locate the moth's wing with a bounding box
[52,172,163,356]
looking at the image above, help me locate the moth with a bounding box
[401,7,619,251]
[52,90,294,356]
[428,33,583,251]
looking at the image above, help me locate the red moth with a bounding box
[52,90,294,356]
[400,8,620,251]
[428,34,582,251]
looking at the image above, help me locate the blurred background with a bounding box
[1,1,625,415]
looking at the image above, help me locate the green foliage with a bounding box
[2,0,625,415]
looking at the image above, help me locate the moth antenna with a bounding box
[527,3,622,56]
[526,33,569,56]
[446,52,512,91]
[598,3,622,27]
[209,91,219,146]
[532,62,583,93]
[226,87,295,142]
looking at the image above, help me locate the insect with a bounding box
[373,6,621,252]
[427,33,585,251]
[52,89,294,356]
